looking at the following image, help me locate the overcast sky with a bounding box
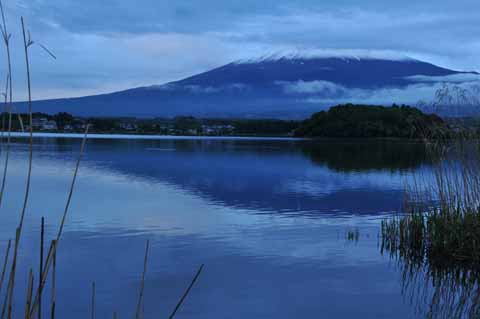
[1,0,479,100]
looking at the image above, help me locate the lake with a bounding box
[0,135,447,318]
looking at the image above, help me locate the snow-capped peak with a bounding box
[234,49,418,64]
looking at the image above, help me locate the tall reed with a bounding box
[50,240,56,319]
[91,282,95,319]
[382,140,480,269]
[24,269,33,319]
[29,125,89,318]
[38,218,44,319]
[3,17,35,317]
[0,239,10,297]
[135,240,149,319]
[0,0,14,210]
[168,264,204,319]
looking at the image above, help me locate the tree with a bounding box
[53,112,74,129]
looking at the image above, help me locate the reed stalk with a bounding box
[6,227,20,319]
[25,269,33,319]
[18,15,34,234]
[0,77,5,145]
[30,125,89,317]
[3,17,36,318]
[38,217,44,319]
[91,282,95,319]
[0,0,14,210]
[0,75,8,156]
[135,240,149,319]
[16,113,24,133]
[50,241,56,319]
[1,274,7,318]
[0,239,10,298]
[168,264,204,319]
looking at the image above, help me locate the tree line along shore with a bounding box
[3,104,477,138]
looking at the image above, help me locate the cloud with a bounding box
[279,80,347,96]
[278,80,480,107]
[156,83,250,94]
[405,74,480,83]
[1,30,232,100]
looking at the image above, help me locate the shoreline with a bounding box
[0,131,305,141]
[0,132,446,143]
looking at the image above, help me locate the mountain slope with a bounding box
[178,57,459,88]
[23,54,480,119]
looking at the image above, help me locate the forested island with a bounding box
[294,104,451,139]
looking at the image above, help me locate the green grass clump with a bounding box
[382,207,480,270]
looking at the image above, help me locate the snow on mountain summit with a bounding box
[234,49,418,64]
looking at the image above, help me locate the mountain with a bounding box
[23,52,480,119]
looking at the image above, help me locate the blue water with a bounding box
[0,136,433,318]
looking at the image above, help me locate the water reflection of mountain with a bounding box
[18,137,434,216]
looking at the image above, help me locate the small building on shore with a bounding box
[32,118,58,131]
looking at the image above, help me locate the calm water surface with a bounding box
[0,136,437,318]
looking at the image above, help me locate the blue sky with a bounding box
[1,0,480,100]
